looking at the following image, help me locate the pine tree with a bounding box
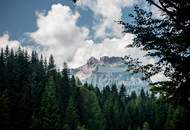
[48,54,56,76]
[64,96,79,130]
[0,46,189,130]
[79,87,105,130]
[5,45,9,60]
[0,95,10,130]
[119,84,126,103]
[0,48,5,94]
[140,89,146,99]
[37,76,61,130]
[61,62,70,112]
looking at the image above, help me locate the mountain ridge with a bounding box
[72,56,149,94]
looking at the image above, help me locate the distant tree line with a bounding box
[0,46,189,130]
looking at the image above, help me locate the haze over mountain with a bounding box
[72,56,150,94]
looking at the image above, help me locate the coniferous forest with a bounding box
[1,0,190,130]
[0,47,190,130]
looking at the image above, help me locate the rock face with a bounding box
[72,56,149,94]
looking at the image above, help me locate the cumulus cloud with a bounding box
[0,33,32,52]
[71,33,153,67]
[28,3,155,68]
[0,33,22,49]
[77,0,137,39]
[29,4,89,67]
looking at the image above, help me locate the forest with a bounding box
[1,0,190,130]
[0,47,189,130]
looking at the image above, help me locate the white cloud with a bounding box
[70,33,152,67]
[0,33,22,49]
[77,0,137,39]
[28,3,155,68]
[0,33,32,53]
[29,4,90,67]
[150,72,169,83]
[150,4,164,19]
[0,1,166,83]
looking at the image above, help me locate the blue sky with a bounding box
[0,0,156,68]
[0,0,136,40]
[0,0,78,39]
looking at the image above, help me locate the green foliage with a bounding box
[122,0,190,105]
[64,96,79,130]
[77,125,88,130]
[119,84,126,102]
[0,46,189,130]
[0,95,10,130]
[60,62,70,113]
[35,76,61,130]
[143,122,150,130]
[79,87,105,130]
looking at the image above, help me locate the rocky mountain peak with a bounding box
[72,56,149,94]
[87,57,99,66]
[100,56,122,64]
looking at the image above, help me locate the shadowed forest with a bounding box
[1,0,190,130]
[0,47,189,130]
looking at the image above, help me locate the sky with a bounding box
[0,0,160,68]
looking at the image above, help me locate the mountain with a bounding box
[71,56,150,94]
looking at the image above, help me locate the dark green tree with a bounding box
[119,84,126,103]
[64,96,80,130]
[35,76,61,130]
[122,0,190,105]
[0,48,6,94]
[79,87,105,130]
[0,46,188,130]
[0,95,10,130]
[48,54,56,76]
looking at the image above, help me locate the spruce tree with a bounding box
[64,96,79,130]
[79,87,105,130]
[119,84,126,103]
[37,76,61,130]
[0,95,10,130]
[0,48,5,94]
[61,62,70,112]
